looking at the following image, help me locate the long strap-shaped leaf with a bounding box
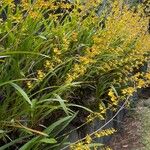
[0,136,30,150]
[0,51,50,58]
[19,116,74,150]
[0,78,36,87]
[54,94,69,116]
[10,83,32,107]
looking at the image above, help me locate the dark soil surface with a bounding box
[108,97,150,150]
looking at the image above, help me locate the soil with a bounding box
[108,97,150,150]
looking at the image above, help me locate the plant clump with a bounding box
[0,0,149,149]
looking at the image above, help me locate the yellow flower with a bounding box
[99,103,106,114]
[122,87,135,96]
[11,15,22,23]
[60,3,71,9]
[132,72,141,81]
[66,73,74,83]
[26,81,33,89]
[108,89,118,105]
[44,60,53,69]
[95,128,116,138]
[70,142,87,150]
[54,57,62,63]
[145,72,150,80]
[4,0,14,6]
[72,32,78,42]
[53,48,61,55]
[37,70,45,81]
[30,11,41,19]
[85,134,92,144]
[137,79,145,88]
[79,56,93,65]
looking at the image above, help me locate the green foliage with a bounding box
[0,0,149,149]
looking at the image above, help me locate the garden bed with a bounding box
[0,0,150,149]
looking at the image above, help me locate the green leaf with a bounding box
[40,138,57,144]
[111,85,119,97]
[19,137,39,150]
[19,116,74,150]
[10,83,32,107]
[67,104,93,113]
[38,35,47,40]
[0,78,37,87]
[0,130,5,134]
[0,136,30,150]
[48,113,77,137]
[0,51,50,59]
[0,56,9,59]
[89,143,104,147]
[54,94,69,116]
[44,116,72,135]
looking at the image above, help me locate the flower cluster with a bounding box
[95,128,117,138]
[70,128,116,150]
[108,89,118,106]
[122,87,135,96]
